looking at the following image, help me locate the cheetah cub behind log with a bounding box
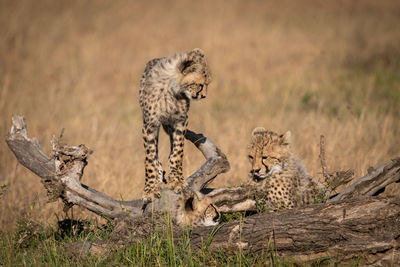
[139,49,211,202]
[248,127,324,210]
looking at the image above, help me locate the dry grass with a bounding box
[1,0,399,230]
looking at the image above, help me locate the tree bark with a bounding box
[190,197,400,265]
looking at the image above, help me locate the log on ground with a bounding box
[190,197,400,265]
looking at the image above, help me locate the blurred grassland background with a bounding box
[0,0,399,230]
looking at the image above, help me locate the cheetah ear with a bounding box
[251,127,266,137]
[280,131,291,146]
[187,48,205,61]
[179,48,205,74]
[190,191,203,211]
[179,59,195,74]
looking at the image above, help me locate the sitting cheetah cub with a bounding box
[248,127,324,210]
[139,49,211,202]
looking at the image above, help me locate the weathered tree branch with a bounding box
[6,116,55,179]
[6,116,144,218]
[5,116,231,223]
[185,130,230,191]
[327,157,400,202]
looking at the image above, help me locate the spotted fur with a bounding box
[248,127,324,210]
[139,49,211,201]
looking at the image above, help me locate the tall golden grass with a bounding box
[1,0,399,230]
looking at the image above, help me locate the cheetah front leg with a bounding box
[142,123,164,202]
[164,120,188,193]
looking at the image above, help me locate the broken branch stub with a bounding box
[6,116,56,179]
[318,134,354,197]
[185,130,230,191]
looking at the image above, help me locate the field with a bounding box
[0,0,399,264]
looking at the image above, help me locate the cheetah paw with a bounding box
[168,177,188,194]
[142,188,161,204]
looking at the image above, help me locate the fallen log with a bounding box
[190,197,400,265]
[66,197,400,265]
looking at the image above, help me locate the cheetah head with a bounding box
[179,48,212,100]
[248,127,291,181]
[178,191,220,227]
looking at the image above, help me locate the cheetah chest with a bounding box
[158,95,189,125]
[266,175,299,209]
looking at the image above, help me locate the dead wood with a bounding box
[5,115,400,264]
[6,116,56,179]
[327,157,400,202]
[66,197,400,265]
[6,116,143,218]
[190,197,400,265]
[5,116,231,221]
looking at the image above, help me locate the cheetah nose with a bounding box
[200,95,206,99]
[252,168,261,176]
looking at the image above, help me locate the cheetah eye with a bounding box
[199,84,204,90]
[248,155,253,159]
[262,156,268,160]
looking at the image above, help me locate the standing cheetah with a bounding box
[247,127,324,210]
[139,49,211,202]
